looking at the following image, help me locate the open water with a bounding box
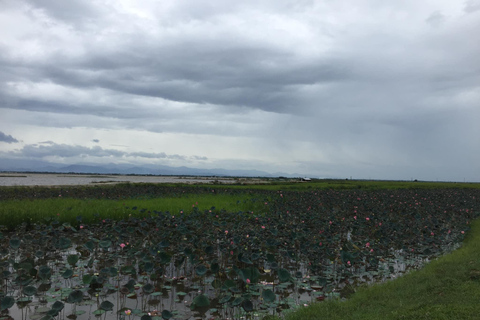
[0,173,236,186]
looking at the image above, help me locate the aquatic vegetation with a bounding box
[0,186,478,319]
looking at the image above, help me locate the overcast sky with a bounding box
[1,0,479,181]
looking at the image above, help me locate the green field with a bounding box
[0,179,479,319]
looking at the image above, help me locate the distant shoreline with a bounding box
[0,172,283,187]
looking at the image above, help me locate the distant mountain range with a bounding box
[0,158,302,178]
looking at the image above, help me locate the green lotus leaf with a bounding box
[143,262,154,273]
[23,286,37,296]
[192,294,210,308]
[158,252,172,264]
[84,241,95,252]
[99,300,114,311]
[195,264,207,276]
[210,262,220,273]
[218,294,232,304]
[67,254,79,266]
[99,240,112,249]
[9,238,20,250]
[231,297,244,306]
[67,290,83,304]
[1,296,15,310]
[143,283,154,294]
[161,310,173,319]
[38,265,51,280]
[211,278,222,289]
[242,299,254,312]
[278,268,292,283]
[82,274,93,284]
[56,237,72,250]
[93,309,106,315]
[51,301,64,312]
[62,269,73,279]
[262,289,276,303]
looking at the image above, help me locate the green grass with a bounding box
[202,179,480,191]
[282,219,480,320]
[0,193,269,228]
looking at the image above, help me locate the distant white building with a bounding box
[301,177,311,181]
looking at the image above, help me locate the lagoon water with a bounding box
[0,173,236,186]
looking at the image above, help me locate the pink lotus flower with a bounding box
[461,231,465,234]
[366,217,370,221]
[365,242,370,248]
[120,243,126,249]
[125,310,131,315]
[246,279,251,284]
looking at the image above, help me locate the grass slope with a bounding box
[0,193,268,228]
[284,220,480,320]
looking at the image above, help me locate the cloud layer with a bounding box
[0,0,479,181]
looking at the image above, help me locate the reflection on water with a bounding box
[0,173,237,186]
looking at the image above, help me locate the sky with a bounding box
[0,0,479,181]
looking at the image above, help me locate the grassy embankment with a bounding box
[225,179,480,191]
[0,192,270,229]
[281,219,480,320]
[1,180,479,319]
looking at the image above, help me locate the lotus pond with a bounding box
[0,185,478,320]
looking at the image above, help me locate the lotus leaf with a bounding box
[278,268,292,283]
[143,283,155,294]
[262,289,276,303]
[99,300,114,311]
[67,290,83,303]
[195,264,207,276]
[38,265,51,281]
[67,254,79,266]
[231,297,244,306]
[192,294,210,308]
[1,296,15,310]
[9,238,20,250]
[23,286,37,296]
[219,294,232,304]
[56,237,72,250]
[242,299,254,312]
[161,310,173,319]
[62,269,73,279]
[99,239,112,249]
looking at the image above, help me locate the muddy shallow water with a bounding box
[0,173,239,187]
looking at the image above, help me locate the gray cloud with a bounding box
[0,132,18,143]
[465,0,480,13]
[0,0,478,181]
[7,143,207,162]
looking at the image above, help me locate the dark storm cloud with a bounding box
[0,132,18,143]
[1,0,479,181]
[1,47,349,115]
